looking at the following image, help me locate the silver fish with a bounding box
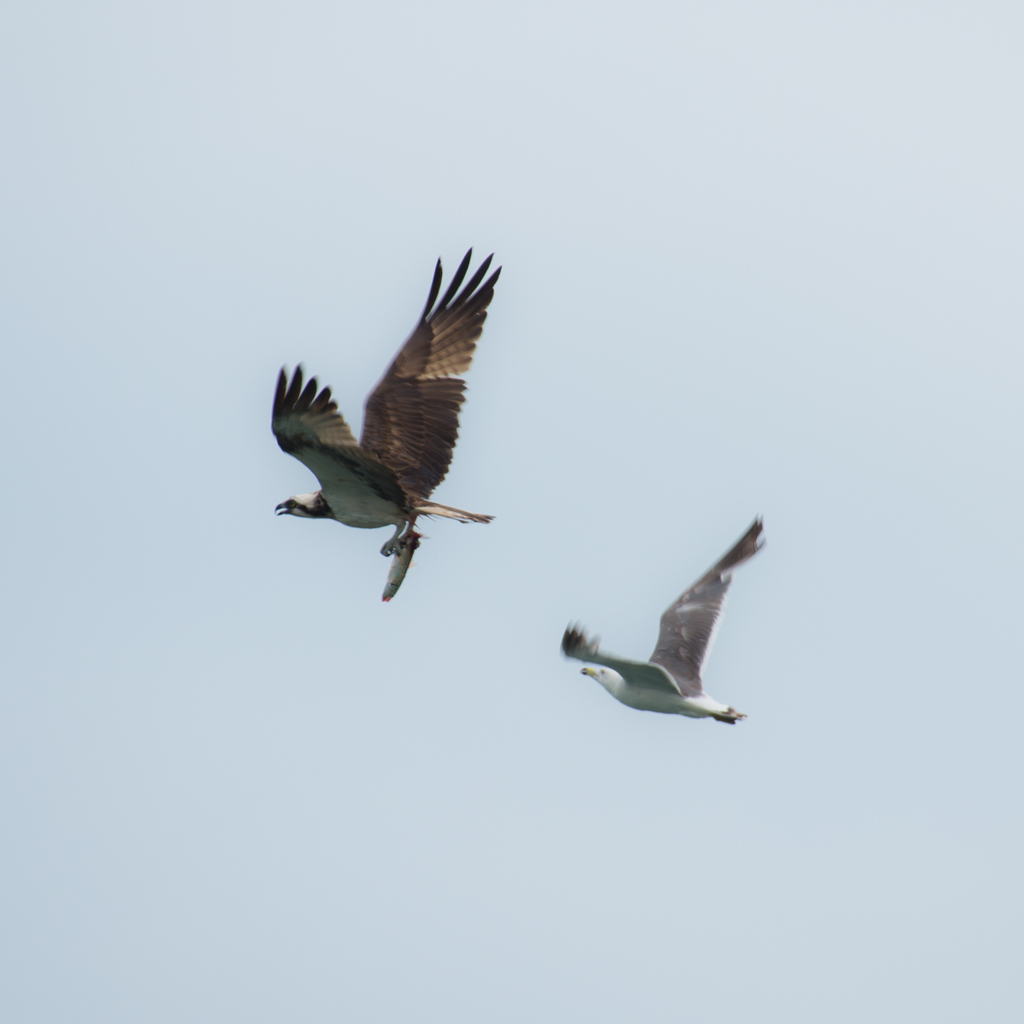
[382,532,421,602]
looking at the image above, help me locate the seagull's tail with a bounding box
[412,501,493,524]
[711,707,747,725]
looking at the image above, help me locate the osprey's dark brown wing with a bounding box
[649,519,764,697]
[272,366,407,507]
[359,250,501,501]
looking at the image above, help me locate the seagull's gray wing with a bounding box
[649,518,764,697]
[359,250,501,501]
[562,624,681,696]
[272,366,408,507]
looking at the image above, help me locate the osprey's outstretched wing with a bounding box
[272,366,407,507]
[562,624,682,697]
[360,250,501,501]
[649,519,764,696]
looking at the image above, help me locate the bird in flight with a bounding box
[273,250,500,568]
[562,519,764,724]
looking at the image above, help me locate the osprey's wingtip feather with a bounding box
[422,259,444,321]
[436,248,474,312]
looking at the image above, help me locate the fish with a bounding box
[382,531,421,602]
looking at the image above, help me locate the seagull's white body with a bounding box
[563,519,765,725]
[584,665,739,719]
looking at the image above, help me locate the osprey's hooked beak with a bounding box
[275,502,290,515]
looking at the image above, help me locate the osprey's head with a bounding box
[275,491,330,518]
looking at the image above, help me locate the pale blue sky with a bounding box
[2,2,1022,1021]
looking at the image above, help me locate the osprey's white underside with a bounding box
[321,482,406,529]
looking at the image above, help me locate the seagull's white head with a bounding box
[275,491,331,518]
[580,666,624,695]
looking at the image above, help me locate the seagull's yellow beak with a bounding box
[580,667,596,678]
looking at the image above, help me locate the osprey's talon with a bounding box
[380,520,407,557]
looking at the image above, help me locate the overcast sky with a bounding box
[2,2,1023,1021]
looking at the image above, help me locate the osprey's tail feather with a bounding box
[412,501,493,524]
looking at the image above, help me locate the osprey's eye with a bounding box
[288,500,297,508]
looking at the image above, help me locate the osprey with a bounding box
[562,519,764,724]
[273,250,500,564]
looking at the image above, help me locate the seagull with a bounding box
[273,250,500,559]
[562,518,764,724]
